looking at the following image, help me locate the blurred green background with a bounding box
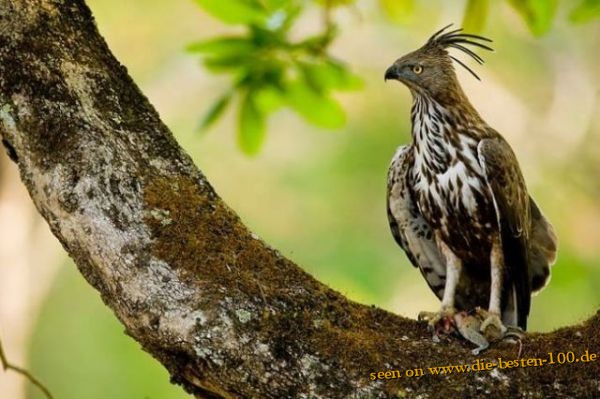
[0,0,596,398]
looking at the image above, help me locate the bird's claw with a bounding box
[418,307,456,335]
[417,310,437,323]
[504,326,526,340]
[503,326,526,357]
[479,310,507,340]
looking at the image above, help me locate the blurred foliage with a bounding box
[570,0,600,23]
[462,0,489,33]
[192,0,600,155]
[189,0,361,154]
[506,0,558,36]
[378,0,414,23]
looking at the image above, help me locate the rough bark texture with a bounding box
[0,1,598,398]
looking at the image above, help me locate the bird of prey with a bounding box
[384,25,558,340]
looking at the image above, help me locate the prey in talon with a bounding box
[385,25,558,350]
[453,310,489,355]
[454,308,526,355]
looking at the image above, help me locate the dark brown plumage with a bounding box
[385,25,557,333]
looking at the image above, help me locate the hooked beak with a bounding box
[384,64,401,81]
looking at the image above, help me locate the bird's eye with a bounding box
[412,65,423,74]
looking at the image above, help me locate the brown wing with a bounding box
[387,145,447,298]
[478,136,531,330]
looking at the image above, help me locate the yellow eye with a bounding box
[412,65,423,74]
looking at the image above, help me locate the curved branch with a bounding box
[0,1,597,398]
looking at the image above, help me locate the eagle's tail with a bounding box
[529,198,558,293]
[500,221,531,331]
[501,286,521,328]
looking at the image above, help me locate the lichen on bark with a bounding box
[0,1,599,398]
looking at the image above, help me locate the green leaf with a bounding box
[194,0,266,25]
[203,53,254,72]
[238,92,266,155]
[284,81,345,129]
[507,0,558,36]
[249,24,288,48]
[462,0,489,33]
[187,37,255,56]
[254,87,284,113]
[299,60,363,92]
[570,0,600,23]
[378,0,414,23]
[199,91,232,131]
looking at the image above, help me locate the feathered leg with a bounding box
[480,236,508,336]
[440,240,461,311]
[418,237,460,333]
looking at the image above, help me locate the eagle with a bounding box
[384,25,558,338]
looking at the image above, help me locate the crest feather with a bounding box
[426,24,494,81]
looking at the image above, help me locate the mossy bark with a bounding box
[0,1,598,398]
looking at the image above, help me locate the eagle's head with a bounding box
[385,24,493,102]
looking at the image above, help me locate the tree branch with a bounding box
[0,1,597,398]
[0,335,53,399]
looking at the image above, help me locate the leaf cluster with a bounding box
[190,0,361,154]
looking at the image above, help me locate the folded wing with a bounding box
[478,137,531,330]
[387,145,447,298]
